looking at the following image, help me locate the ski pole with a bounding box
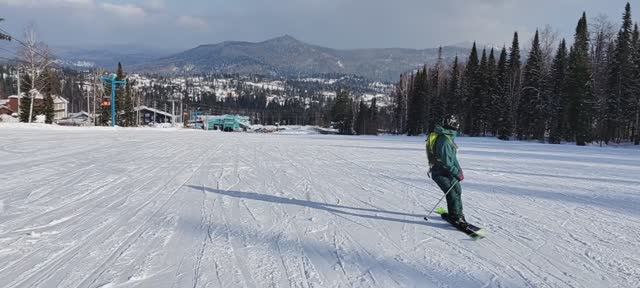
[424,179,459,221]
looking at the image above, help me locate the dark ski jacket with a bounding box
[430,125,462,179]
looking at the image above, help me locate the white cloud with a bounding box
[144,0,165,12]
[63,0,92,5]
[0,0,94,7]
[177,15,208,30]
[101,3,146,18]
[0,0,39,6]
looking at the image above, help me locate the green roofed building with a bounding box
[204,115,250,132]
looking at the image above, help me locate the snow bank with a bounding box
[148,122,181,129]
[0,114,18,123]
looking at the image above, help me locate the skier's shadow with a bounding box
[188,185,450,228]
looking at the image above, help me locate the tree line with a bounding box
[330,90,383,135]
[393,2,640,146]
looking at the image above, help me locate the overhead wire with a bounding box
[0,27,56,64]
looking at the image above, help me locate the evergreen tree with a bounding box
[495,47,511,140]
[485,48,498,135]
[19,96,32,122]
[407,68,427,135]
[42,69,60,124]
[633,24,640,145]
[427,48,446,132]
[99,103,110,126]
[421,66,432,133]
[44,94,54,124]
[368,97,378,135]
[124,79,135,126]
[462,42,480,135]
[446,56,462,123]
[476,48,489,135]
[592,21,616,145]
[567,13,593,146]
[519,30,547,140]
[115,62,134,127]
[392,74,408,134]
[355,99,368,135]
[548,40,569,144]
[331,90,354,135]
[182,80,191,127]
[606,3,635,143]
[507,32,522,137]
[19,74,34,123]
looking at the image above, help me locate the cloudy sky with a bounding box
[0,0,635,51]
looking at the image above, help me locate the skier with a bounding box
[427,124,466,227]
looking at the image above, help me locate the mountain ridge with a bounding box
[135,35,469,81]
[49,36,471,81]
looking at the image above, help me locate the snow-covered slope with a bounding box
[0,126,638,287]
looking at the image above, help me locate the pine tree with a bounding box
[520,30,547,140]
[508,32,522,137]
[567,13,593,146]
[421,66,432,133]
[19,74,34,123]
[407,68,427,135]
[44,94,54,124]
[332,90,354,135]
[495,47,511,140]
[606,3,635,143]
[446,56,462,124]
[485,48,498,136]
[42,69,60,124]
[393,74,408,134]
[426,48,446,132]
[19,96,32,122]
[548,40,569,144]
[182,81,191,127]
[633,24,640,145]
[115,62,134,127]
[592,20,616,145]
[462,42,480,135]
[478,48,493,135]
[355,99,368,135]
[124,80,135,126]
[368,97,378,135]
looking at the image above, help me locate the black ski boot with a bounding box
[450,215,468,229]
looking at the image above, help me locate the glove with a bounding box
[455,170,464,182]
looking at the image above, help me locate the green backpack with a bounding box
[426,132,452,169]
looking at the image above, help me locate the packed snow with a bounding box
[0,125,639,288]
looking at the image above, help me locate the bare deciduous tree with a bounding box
[18,25,55,122]
[539,24,560,67]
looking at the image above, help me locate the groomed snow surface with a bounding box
[1,125,639,288]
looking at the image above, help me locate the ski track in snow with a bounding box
[1,127,639,288]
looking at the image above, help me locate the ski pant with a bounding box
[432,174,463,217]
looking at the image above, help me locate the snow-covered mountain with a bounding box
[52,44,176,70]
[49,36,469,81]
[134,35,469,81]
[50,36,470,81]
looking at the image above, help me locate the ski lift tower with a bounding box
[101,73,127,127]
